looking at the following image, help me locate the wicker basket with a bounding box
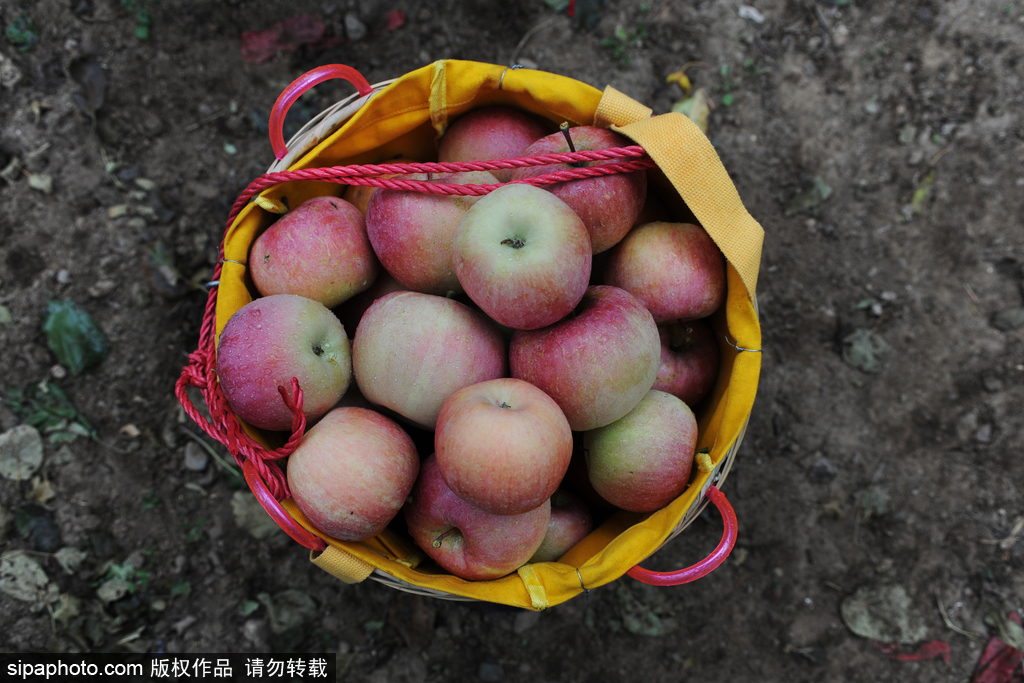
[177,61,762,609]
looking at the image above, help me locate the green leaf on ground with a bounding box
[5,381,97,443]
[785,176,833,216]
[985,612,1024,651]
[42,300,109,375]
[841,328,890,374]
[911,170,936,214]
[5,14,39,52]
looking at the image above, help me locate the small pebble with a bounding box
[183,441,208,471]
[56,269,71,284]
[807,457,838,484]
[344,12,367,41]
[975,424,992,443]
[991,307,1024,331]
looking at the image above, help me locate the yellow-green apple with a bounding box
[653,318,720,406]
[603,221,726,322]
[403,454,550,581]
[250,196,379,309]
[584,389,698,513]
[510,126,647,254]
[509,286,660,431]
[216,294,351,431]
[286,407,419,541]
[529,489,593,563]
[352,291,507,429]
[365,171,499,295]
[435,378,572,515]
[438,106,550,182]
[452,184,592,330]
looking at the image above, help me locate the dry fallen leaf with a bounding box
[29,475,56,504]
[119,424,141,438]
[0,424,44,482]
[0,552,51,603]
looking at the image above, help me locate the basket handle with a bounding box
[626,486,737,586]
[268,64,374,161]
[242,459,327,552]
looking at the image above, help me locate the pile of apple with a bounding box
[215,106,725,581]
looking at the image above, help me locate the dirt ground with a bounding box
[2,0,1023,680]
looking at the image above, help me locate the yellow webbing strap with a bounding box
[310,545,374,585]
[594,86,764,300]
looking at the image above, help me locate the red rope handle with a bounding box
[626,486,738,586]
[227,147,655,228]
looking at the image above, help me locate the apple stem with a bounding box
[432,527,460,548]
[668,323,695,352]
[560,122,584,168]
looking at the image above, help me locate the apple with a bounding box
[652,318,720,406]
[584,389,698,513]
[603,221,726,323]
[334,270,405,337]
[286,407,419,541]
[452,184,592,330]
[633,190,672,226]
[216,294,351,431]
[529,489,594,563]
[510,126,647,254]
[509,286,660,431]
[563,434,615,510]
[365,171,499,296]
[250,196,379,309]
[342,175,397,216]
[435,377,572,515]
[352,291,507,429]
[438,106,550,182]
[403,454,551,581]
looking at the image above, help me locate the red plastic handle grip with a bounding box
[242,459,327,551]
[268,64,374,160]
[626,485,737,586]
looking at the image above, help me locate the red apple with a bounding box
[342,175,397,216]
[509,286,660,431]
[438,106,550,182]
[334,270,405,337]
[352,291,507,429]
[564,435,615,510]
[404,454,551,581]
[603,221,726,322]
[652,318,720,406]
[529,489,593,563]
[633,190,672,226]
[250,196,379,309]
[452,184,592,330]
[365,171,499,296]
[216,294,351,431]
[510,126,647,254]
[435,378,572,515]
[584,390,698,513]
[286,407,419,541]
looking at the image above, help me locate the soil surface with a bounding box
[2,0,1023,681]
